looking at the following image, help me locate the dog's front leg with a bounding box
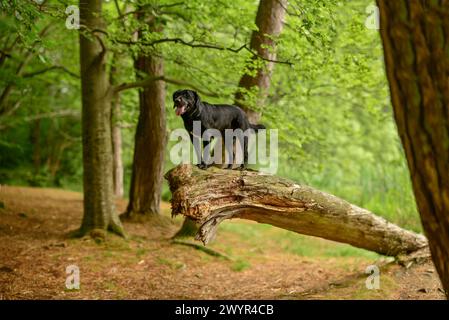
[200,140,212,169]
[190,133,207,169]
[224,137,234,169]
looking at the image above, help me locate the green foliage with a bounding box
[0,0,422,244]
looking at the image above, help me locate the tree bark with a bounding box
[234,0,287,124]
[123,16,167,219]
[77,0,124,237]
[172,217,198,238]
[165,165,428,257]
[110,60,124,198]
[111,95,124,198]
[377,0,449,297]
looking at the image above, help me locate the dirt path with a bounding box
[0,186,445,299]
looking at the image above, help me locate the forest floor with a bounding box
[0,186,445,300]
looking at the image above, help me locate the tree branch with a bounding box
[114,75,219,97]
[166,165,428,256]
[0,22,55,111]
[0,50,12,59]
[24,110,80,122]
[0,109,80,131]
[158,2,185,9]
[116,38,293,66]
[113,0,127,31]
[116,2,185,20]
[78,26,108,57]
[22,65,79,79]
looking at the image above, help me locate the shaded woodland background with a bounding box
[0,0,419,230]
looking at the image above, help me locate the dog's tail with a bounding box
[250,123,266,132]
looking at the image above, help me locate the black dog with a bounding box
[173,89,265,169]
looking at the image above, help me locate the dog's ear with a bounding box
[192,91,200,106]
[173,90,182,101]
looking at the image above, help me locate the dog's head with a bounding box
[173,89,200,116]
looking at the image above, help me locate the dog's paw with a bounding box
[238,164,247,171]
[197,163,208,170]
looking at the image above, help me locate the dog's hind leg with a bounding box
[239,135,249,170]
[224,137,235,169]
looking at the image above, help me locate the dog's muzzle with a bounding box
[174,97,187,116]
[175,105,186,116]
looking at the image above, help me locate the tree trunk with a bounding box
[172,217,198,238]
[111,95,124,198]
[110,60,124,198]
[377,0,449,297]
[234,0,287,124]
[173,141,227,237]
[30,119,41,174]
[123,17,166,219]
[77,0,124,237]
[48,139,71,184]
[165,165,428,256]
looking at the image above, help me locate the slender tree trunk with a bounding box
[234,0,287,124]
[111,95,124,198]
[30,119,41,174]
[110,61,124,198]
[48,139,72,185]
[77,0,124,237]
[377,0,449,297]
[123,16,166,219]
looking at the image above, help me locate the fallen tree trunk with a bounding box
[165,165,428,257]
